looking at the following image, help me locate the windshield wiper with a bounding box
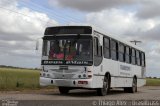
[72,34,80,45]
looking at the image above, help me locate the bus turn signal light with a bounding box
[88,75,92,78]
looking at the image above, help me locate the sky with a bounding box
[0,0,160,77]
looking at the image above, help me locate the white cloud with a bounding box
[0,7,58,41]
[86,9,156,36]
[52,0,160,20]
[136,0,160,19]
[50,0,135,12]
[0,0,18,8]
[0,0,58,68]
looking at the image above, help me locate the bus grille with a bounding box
[55,80,71,86]
[53,73,75,79]
[50,69,80,74]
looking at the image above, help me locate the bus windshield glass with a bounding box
[42,36,93,65]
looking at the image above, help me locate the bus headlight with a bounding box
[78,75,81,78]
[42,66,48,72]
[43,73,46,77]
[83,74,86,78]
[47,74,50,77]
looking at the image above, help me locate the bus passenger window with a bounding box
[111,40,118,61]
[118,43,125,62]
[125,46,130,63]
[131,48,136,65]
[103,37,110,59]
[136,50,141,66]
[141,52,145,67]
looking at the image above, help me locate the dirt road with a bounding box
[0,86,160,106]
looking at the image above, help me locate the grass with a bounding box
[146,78,160,86]
[0,67,40,90]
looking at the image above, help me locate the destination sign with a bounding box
[41,60,93,66]
[44,26,92,35]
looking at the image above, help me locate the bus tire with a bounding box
[124,87,129,93]
[97,75,109,96]
[128,77,137,93]
[58,87,70,94]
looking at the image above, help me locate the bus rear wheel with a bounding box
[124,77,137,93]
[97,75,110,96]
[58,87,70,94]
[131,77,137,93]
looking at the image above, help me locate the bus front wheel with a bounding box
[97,75,110,96]
[58,87,70,94]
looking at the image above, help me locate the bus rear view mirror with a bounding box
[35,38,42,50]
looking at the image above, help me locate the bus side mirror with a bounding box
[35,38,42,50]
[36,40,39,50]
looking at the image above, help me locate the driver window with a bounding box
[94,37,103,66]
[94,37,98,56]
[94,37,102,57]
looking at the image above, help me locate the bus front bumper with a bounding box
[40,77,93,88]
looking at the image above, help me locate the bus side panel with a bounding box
[111,77,132,87]
[132,66,143,79]
[92,75,104,88]
[102,59,120,87]
[133,65,146,87]
[110,77,116,87]
[111,77,145,88]
[124,78,133,87]
[137,79,146,87]
[110,77,125,87]
[117,62,132,87]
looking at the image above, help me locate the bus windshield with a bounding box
[42,36,93,65]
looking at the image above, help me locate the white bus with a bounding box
[40,25,146,96]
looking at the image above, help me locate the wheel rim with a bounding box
[132,79,137,92]
[102,77,108,94]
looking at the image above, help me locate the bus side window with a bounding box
[103,37,110,59]
[125,46,130,63]
[94,37,102,57]
[131,48,136,65]
[98,45,102,57]
[94,37,98,56]
[111,39,118,61]
[118,43,125,62]
[136,50,141,66]
[94,37,103,66]
[141,52,145,67]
